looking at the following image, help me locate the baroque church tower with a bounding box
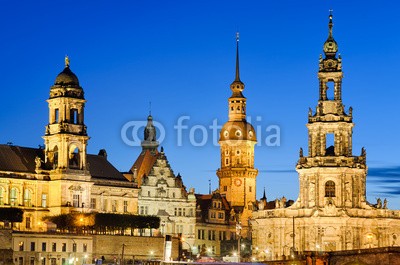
[217,34,258,224]
[43,56,90,180]
[296,12,367,209]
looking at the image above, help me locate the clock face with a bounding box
[234,178,242,187]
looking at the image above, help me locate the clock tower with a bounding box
[217,34,258,225]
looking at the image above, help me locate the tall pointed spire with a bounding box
[235,32,240,82]
[328,9,333,39]
[323,10,338,56]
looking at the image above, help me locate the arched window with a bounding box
[10,188,18,206]
[53,146,59,168]
[69,147,80,169]
[24,189,32,207]
[325,181,335,197]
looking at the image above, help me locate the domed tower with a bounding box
[296,12,367,209]
[43,56,89,178]
[217,34,258,223]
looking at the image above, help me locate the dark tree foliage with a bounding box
[0,208,23,222]
[44,213,160,235]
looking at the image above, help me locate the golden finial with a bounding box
[65,55,70,68]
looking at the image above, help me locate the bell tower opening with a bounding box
[326,81,335,100]
[325,133,335,156]
[69,147,80,169]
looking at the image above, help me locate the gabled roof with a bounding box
[87,154,126,181]
[0,144,44,173]
[130,149,159,186]
[195,192,232,223]
[0,144,126,182]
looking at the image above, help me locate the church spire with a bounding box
[323,10,338,57]
[235,32,240,82]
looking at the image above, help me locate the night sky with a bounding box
[1,1,400,208]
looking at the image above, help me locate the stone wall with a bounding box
[92,235,179,262]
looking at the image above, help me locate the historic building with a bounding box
[251,13,400,261]
[216,34,258,231]
[0,57,138,233]
[133,115,196,252]
[194,192,237,257]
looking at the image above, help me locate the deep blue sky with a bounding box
[1,1,400,208]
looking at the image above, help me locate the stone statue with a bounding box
[383,198,388,209]
[361,147,366,157]
[281,196,287,208]
[65,55,70,67]
[275,198,280,208]
[299,147,304,157]
[377,198,382,209]
[349,107,353,116]
[308,108,313,117]
[35,156,41,169]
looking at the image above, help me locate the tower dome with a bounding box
[50,56,84,99]
[54,56,80,87]
[54,66,80,87]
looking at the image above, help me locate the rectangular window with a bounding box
[26,217,31,229]
[30,242,35,251]
[62,243,66,252]
[41,194,47,208]
[70,109,78,124]
[183,208,186,216]
[54,109,59,123]
[210,212,216,218]
[223,186,227,192]
[174,208,177,216]
[178,208,182,216]
[72,243,77,252]
[51,243,56,252]
[140,206,144,215]
[123,201,128,212]
[73,194,80,208]
[30,257,35,265]
[83,243,87,252]
[42,242,46,252]
[90,198,96,209]
[41,258,45,265]
[218,212,224,219]
[198,229,205,240]
[249,186,252,192]
[189,208,193,217]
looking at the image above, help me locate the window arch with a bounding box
[69,146,80,169]
[325,181,335,197]
[24,189,32,207]
[10,187,18,206]
[53,146,59,168]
